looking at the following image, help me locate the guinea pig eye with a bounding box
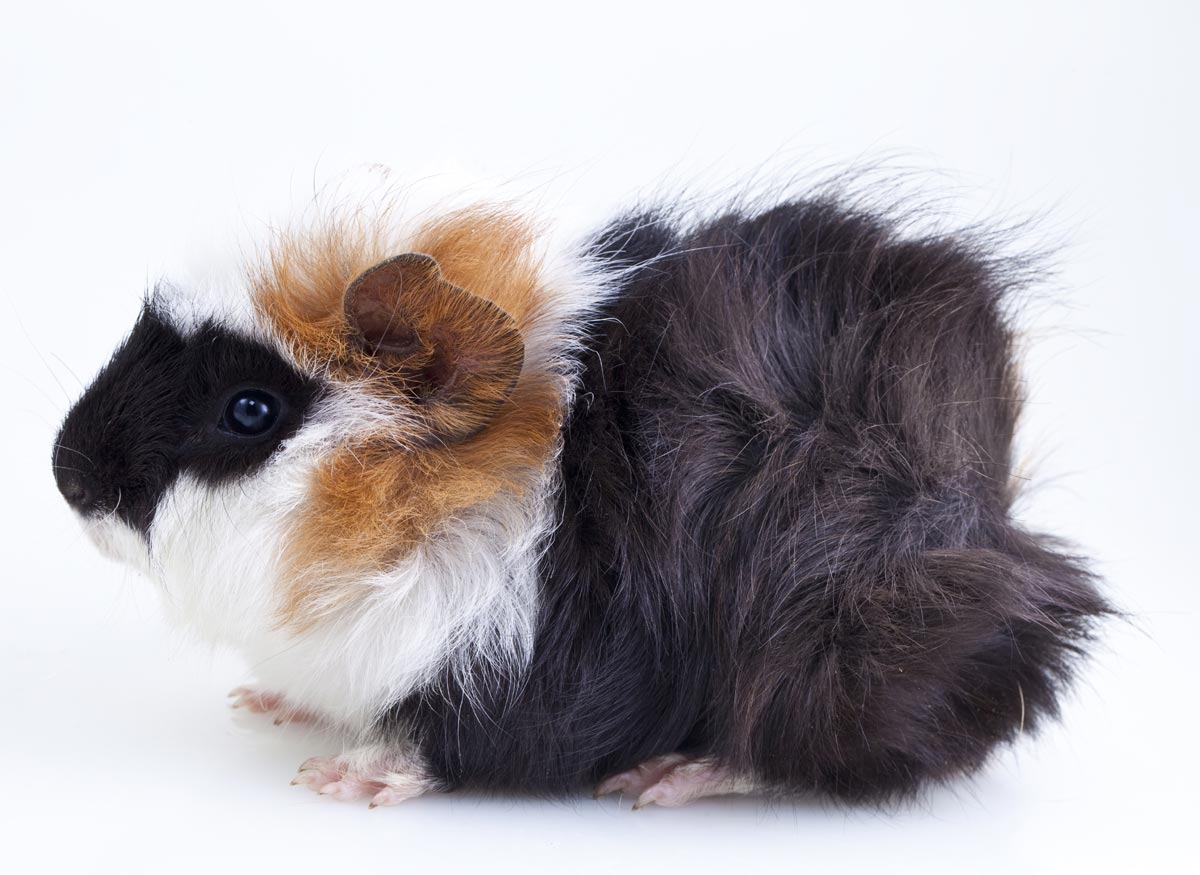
[220,389,282,437]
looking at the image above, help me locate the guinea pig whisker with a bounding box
[51,463,89,475]
[95,488,123,526]
[13,311,74,405]
[52,441,97,468]
[48,351,87,391]
[10,366,68,415]
[22,405,64,433]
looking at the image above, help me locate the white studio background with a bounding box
[1,2,1195,873]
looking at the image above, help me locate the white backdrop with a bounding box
[2,2,1195,873]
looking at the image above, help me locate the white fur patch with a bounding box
[82,513,155,577]
[146,444,556,729]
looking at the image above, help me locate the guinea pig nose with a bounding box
[55,467,95,514]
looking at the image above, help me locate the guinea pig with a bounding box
[52,190,1108,808]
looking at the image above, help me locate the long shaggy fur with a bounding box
[387,198,1108,801]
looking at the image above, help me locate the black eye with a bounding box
[221,389,282,437]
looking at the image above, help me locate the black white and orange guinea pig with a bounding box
[52,182,1109,809]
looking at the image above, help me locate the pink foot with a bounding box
[228,686,319,726]
[292,746,434,808]
[595,754,755,809]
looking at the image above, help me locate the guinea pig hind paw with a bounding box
[292,751,434,807]
[596,756,754,809]
[594,753,690,799]
[367,777,429,808]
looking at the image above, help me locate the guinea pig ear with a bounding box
[344,253,525,443]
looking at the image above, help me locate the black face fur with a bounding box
[53,304,320,534]
[386,200,1109,802]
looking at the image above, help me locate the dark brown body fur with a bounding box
[386,199,1108,801]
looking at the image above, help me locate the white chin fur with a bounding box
[82,514,154,575]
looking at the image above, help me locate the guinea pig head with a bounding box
[51,209,569,703]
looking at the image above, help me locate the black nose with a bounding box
[54,466,98,515]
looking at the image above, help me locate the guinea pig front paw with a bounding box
[291,747,435,808]
[228,686,318,726]
[594,754,756,809]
